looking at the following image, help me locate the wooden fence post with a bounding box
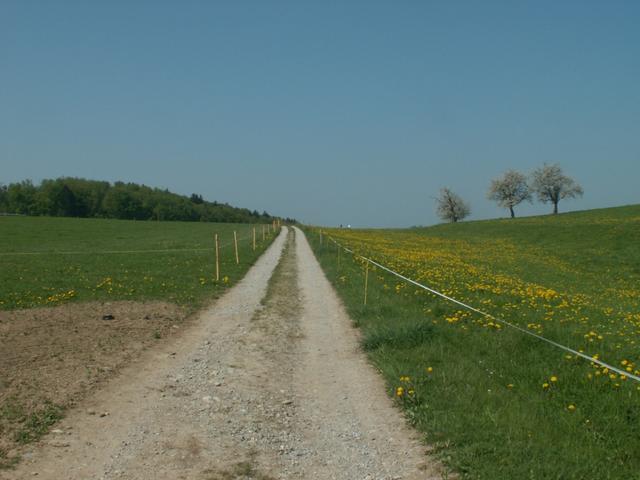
[233,231,239,265]
[215,234,220,282]
[364,261,369,305]
[253,227,256,251]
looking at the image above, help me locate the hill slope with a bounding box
[307,204,640,479]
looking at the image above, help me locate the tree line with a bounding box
[0,177,295,224]
[436,163,583,223]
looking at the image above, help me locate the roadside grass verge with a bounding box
[304,205,640,479]
[0,216,277,311]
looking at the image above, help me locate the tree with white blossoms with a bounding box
[531,164,583,214]
[436,187,470,223]
[487,169,532,218]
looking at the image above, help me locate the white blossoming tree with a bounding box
[436,187,470,223]
[531,164,583,214]
[487,169,532,218]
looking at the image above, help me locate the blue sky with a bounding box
[2,1,639,227]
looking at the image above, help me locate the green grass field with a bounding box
[306,204,640,479]
[0,216,278,311]
[0,216,278,467]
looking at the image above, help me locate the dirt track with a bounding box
[4,227,441,480]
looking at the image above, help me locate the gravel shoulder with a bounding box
[4,227,442,480]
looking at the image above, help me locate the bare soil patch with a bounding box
[0,300,187,466]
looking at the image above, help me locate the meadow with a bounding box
[307,204,640,479]
[0,216,278,311]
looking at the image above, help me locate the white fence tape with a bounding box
[326,234,640,383]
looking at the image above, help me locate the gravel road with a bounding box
[5,227,442,480]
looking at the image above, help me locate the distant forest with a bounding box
[0,178,295,224]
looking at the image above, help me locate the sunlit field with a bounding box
[307,204,640,479]
[0,216,278,311]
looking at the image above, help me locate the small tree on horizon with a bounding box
[487,169,531,218]
[435,187,470,223]
[531,164,583,214]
